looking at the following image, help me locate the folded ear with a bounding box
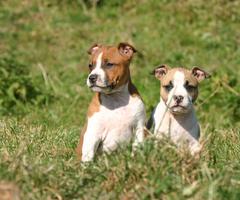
[152,64,169,80]
[87,44,101,55]
[118,42,137,59]
[191,67,211,82]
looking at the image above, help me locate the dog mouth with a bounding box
[90,85,107,89]
[89,83,115,92]
[170,104,190,114]
[171,105,186,109]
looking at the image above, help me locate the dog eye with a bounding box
[185,81,196,92]
[163,81,173,92]
[88,63,93,69]
[106,62,114,68]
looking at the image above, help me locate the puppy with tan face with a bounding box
[76,43,146,162]
[147,65,210,154]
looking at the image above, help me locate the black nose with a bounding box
[173,95,184,103]
[89,74,98,84]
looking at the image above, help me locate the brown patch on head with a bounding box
[88,43,137,90]
[181,68,199,102]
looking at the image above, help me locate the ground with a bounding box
[0,0,240,199]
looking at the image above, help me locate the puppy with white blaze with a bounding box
[76,43,146,162]
[147,64,210,154]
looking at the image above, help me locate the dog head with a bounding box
[153,65,210,114]
[86,43,136,94]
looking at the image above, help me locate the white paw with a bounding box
[190,143,202,155]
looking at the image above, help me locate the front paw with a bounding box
[81,154,94,163]
[189,142,202,156]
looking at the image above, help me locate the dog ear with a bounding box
[118,42,137,59]
[152,64,169,80]
[191,67,211,82]
[87,44,101,55]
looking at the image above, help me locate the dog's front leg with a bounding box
[132,119,145,150]
[81,122,102,162]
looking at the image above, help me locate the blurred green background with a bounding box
[0,0,240,199]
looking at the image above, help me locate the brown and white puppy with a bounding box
[76,43,146,162]
[147,65,210,154]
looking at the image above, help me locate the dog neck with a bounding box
[100,83,131,110]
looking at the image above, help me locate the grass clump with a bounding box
[0,54,53,115]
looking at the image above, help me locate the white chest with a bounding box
[153,101,199,143]
[88,94,145,151]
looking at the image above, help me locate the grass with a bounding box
[0,0,240,199]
